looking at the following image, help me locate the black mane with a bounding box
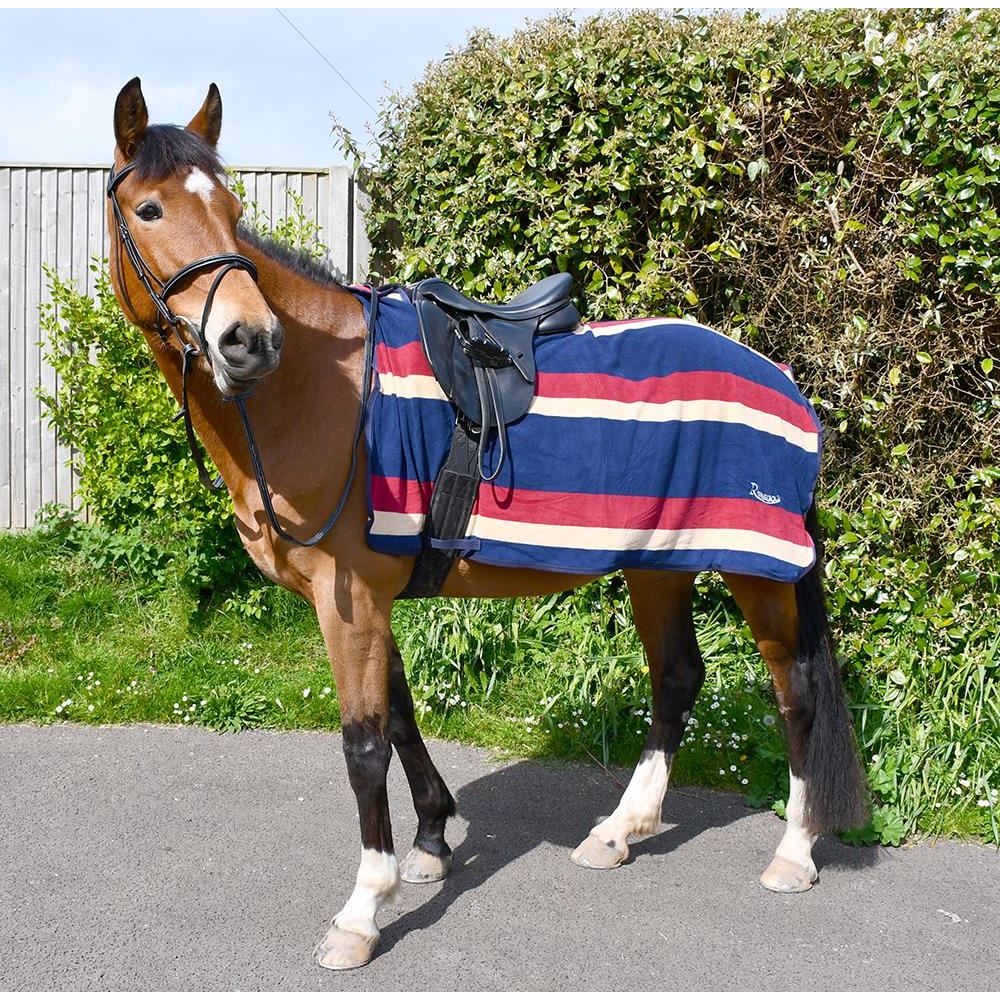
[132,124,345,289]
[132,124,223,181]
[236,227,346,289]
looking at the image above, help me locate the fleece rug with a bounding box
[358,288,822,583]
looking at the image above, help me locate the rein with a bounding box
[107,160,377,547]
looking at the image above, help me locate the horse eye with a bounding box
[136,202,162,222]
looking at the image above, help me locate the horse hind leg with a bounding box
[387,643,457,883]
[723,570,869,893]
[571,571,703,869]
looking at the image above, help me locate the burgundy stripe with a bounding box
[376,340,434,378]
[533,370,817,433]
[370,476,808,544]
[370,475,433,511]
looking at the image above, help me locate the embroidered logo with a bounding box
[750,482,781,505]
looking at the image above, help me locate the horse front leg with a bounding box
[313,586,399,970]
[572,571,703,869]
[388,643,457,883]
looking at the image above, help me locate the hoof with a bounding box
[570,834,628,870]
[314,923,379,970]
[760,855,817,893]
[400,847,452,884]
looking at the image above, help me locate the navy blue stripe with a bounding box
[473,538,813,582]
[368,394,818,516]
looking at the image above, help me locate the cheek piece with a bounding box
[107,160,377,546]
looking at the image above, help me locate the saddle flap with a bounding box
[414,296,537,429]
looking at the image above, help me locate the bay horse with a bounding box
[104,79,869,969]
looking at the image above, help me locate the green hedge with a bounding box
[358,8,998,561]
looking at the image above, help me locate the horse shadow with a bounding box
[376,754,881,955]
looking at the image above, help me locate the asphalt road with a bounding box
[1,723,998,990]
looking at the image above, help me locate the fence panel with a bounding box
[0,162,370,529]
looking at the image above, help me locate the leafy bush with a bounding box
[357,8,999,552]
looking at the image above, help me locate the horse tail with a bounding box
[796,503,870,832]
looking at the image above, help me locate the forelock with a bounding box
[130,124,224,182]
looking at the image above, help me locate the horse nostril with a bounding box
[270,323,285,352]
[218,323,256,363]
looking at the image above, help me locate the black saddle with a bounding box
[413,274,579,459]
[400,274,581,598]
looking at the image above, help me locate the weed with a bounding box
[197,680,272,734]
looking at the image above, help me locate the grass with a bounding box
[2,523,998,847]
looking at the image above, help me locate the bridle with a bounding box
[107,159,376,547]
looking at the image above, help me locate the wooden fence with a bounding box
[0,162,370,529]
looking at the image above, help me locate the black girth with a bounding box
[107,160,376,547]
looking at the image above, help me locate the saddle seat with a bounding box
[416,272,580,333]
[411,273,581,436]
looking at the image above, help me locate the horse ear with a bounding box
[114,77,148,159]
[186,83,222,147]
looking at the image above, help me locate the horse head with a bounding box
[108,77,283,397]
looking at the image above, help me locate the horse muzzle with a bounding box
[213,320,284,393]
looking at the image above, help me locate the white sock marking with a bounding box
[333,849,400,941]
[592,749,671,845]
[775,772,817,871]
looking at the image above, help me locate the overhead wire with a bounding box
[274,8,378,115]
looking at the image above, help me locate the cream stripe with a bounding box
[378,375,816,453]
[525,395,818,453]
[370,510,424,536]
[370,510,813,567]
[578,318,677,336]
[377,371,449,401]
[466,516,814,566]
[528,396,819,454]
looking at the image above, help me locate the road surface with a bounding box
[1,724,997,990]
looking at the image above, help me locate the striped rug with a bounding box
[359,288,821,583]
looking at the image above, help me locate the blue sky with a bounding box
[0,8,587,169]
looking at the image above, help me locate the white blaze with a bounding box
[185,166,215,205]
